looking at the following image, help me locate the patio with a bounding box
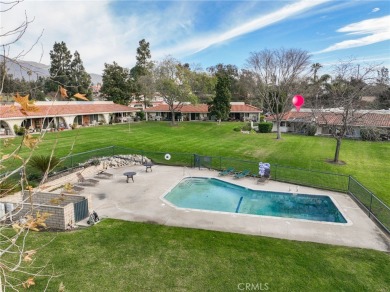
[63,164,389,251]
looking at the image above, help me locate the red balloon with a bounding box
[292,95,304,111]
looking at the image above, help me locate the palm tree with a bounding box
[311,63,322,82]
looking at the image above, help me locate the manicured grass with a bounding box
[22,219,390,291]
[4,122,389,204]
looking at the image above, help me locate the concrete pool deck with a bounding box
[76,165,389,251]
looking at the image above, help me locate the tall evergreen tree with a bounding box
[208,74,232,123]
[48,41,72,93]
[70,51,92,98]
[135,39,152,75]
[101,61,132,104]
[131,39,153,104]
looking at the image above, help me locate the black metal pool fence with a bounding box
[55,145,389,234]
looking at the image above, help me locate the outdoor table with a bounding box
[123,171,136,183]
[144,162,154,172]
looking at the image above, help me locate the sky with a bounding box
[1,0,390,76]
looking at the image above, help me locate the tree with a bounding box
[48,41,72,94]
[155,56,196,125]
[70,51,92,98]
[246,48,311,139]
[130,39,153,102]
[137,72,156,108]
[311,60,378,163]
[208,74,231,123]
[188,69,216,103]
[207,64,239,99]
[237,69,261,106]
[1,1,62,289]
[135,39,152,76]
[311,63,322,82]
[100,62,132,104]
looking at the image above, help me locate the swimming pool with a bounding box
[163,177,347,223]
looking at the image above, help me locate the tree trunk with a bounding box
[276,121,282,139]
[333,137,342,163]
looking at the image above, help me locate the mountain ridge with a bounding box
[2,57,102,85]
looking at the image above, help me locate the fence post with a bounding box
[274,164,277,180]
[368,194,373,218]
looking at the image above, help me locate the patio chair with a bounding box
[218,167,235,176]
[234,169,251,179]
[95,170,114,179]
[76,172,99,186]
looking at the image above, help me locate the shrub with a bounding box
[307,124,317,136]
[27,173,41,182]
[136,111,145,120]
[233,127,241,132]
[259,115,265,122]
[0,179,18,198]
[241,124,252,131]
[360,127,381,141]
[29,155,61,174]
[13,125,25,136]
[258,122,273,133]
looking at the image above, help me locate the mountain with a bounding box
[2,57,102,84]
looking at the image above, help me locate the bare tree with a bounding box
[137,72,156,109]
[246,48,311,139]
[0,1,68,290]
[311,60,378,163]
[155,56,196,125]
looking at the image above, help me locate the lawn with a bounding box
[14,219,390,291]
[4,122,389,204]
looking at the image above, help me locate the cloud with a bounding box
[371,8,380,13]
[154,0,331,59]
[315,15,390,54]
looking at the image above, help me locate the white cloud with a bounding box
[315,16,390,54]
[372,8,380,13]
[154,0,331,59]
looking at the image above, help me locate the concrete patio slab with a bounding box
[75,165,390,252]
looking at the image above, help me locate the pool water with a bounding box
[164,177,347,223]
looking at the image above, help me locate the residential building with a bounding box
[0,101,138,136]
[267,109,390,138]
[144,102,262,121]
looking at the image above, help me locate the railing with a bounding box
[348,176,389,234]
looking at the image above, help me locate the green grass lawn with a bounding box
[4,122,389,204]
[2,123,390,291]
[18,219,390,291]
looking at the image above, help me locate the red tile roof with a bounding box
[144,103,261,113]
[0,103,138,119]
[267,111,390,128]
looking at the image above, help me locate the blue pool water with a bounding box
[164,177,347,223]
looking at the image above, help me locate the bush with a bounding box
[259,115,265,122]
[29,155,61,174]
[233,127,241,132]
[307,124,317,136]
[13,125,25,136]
[258,122,273,133]
[360,127,381,141]
[136,111,145,120]
[241,124,252,131]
